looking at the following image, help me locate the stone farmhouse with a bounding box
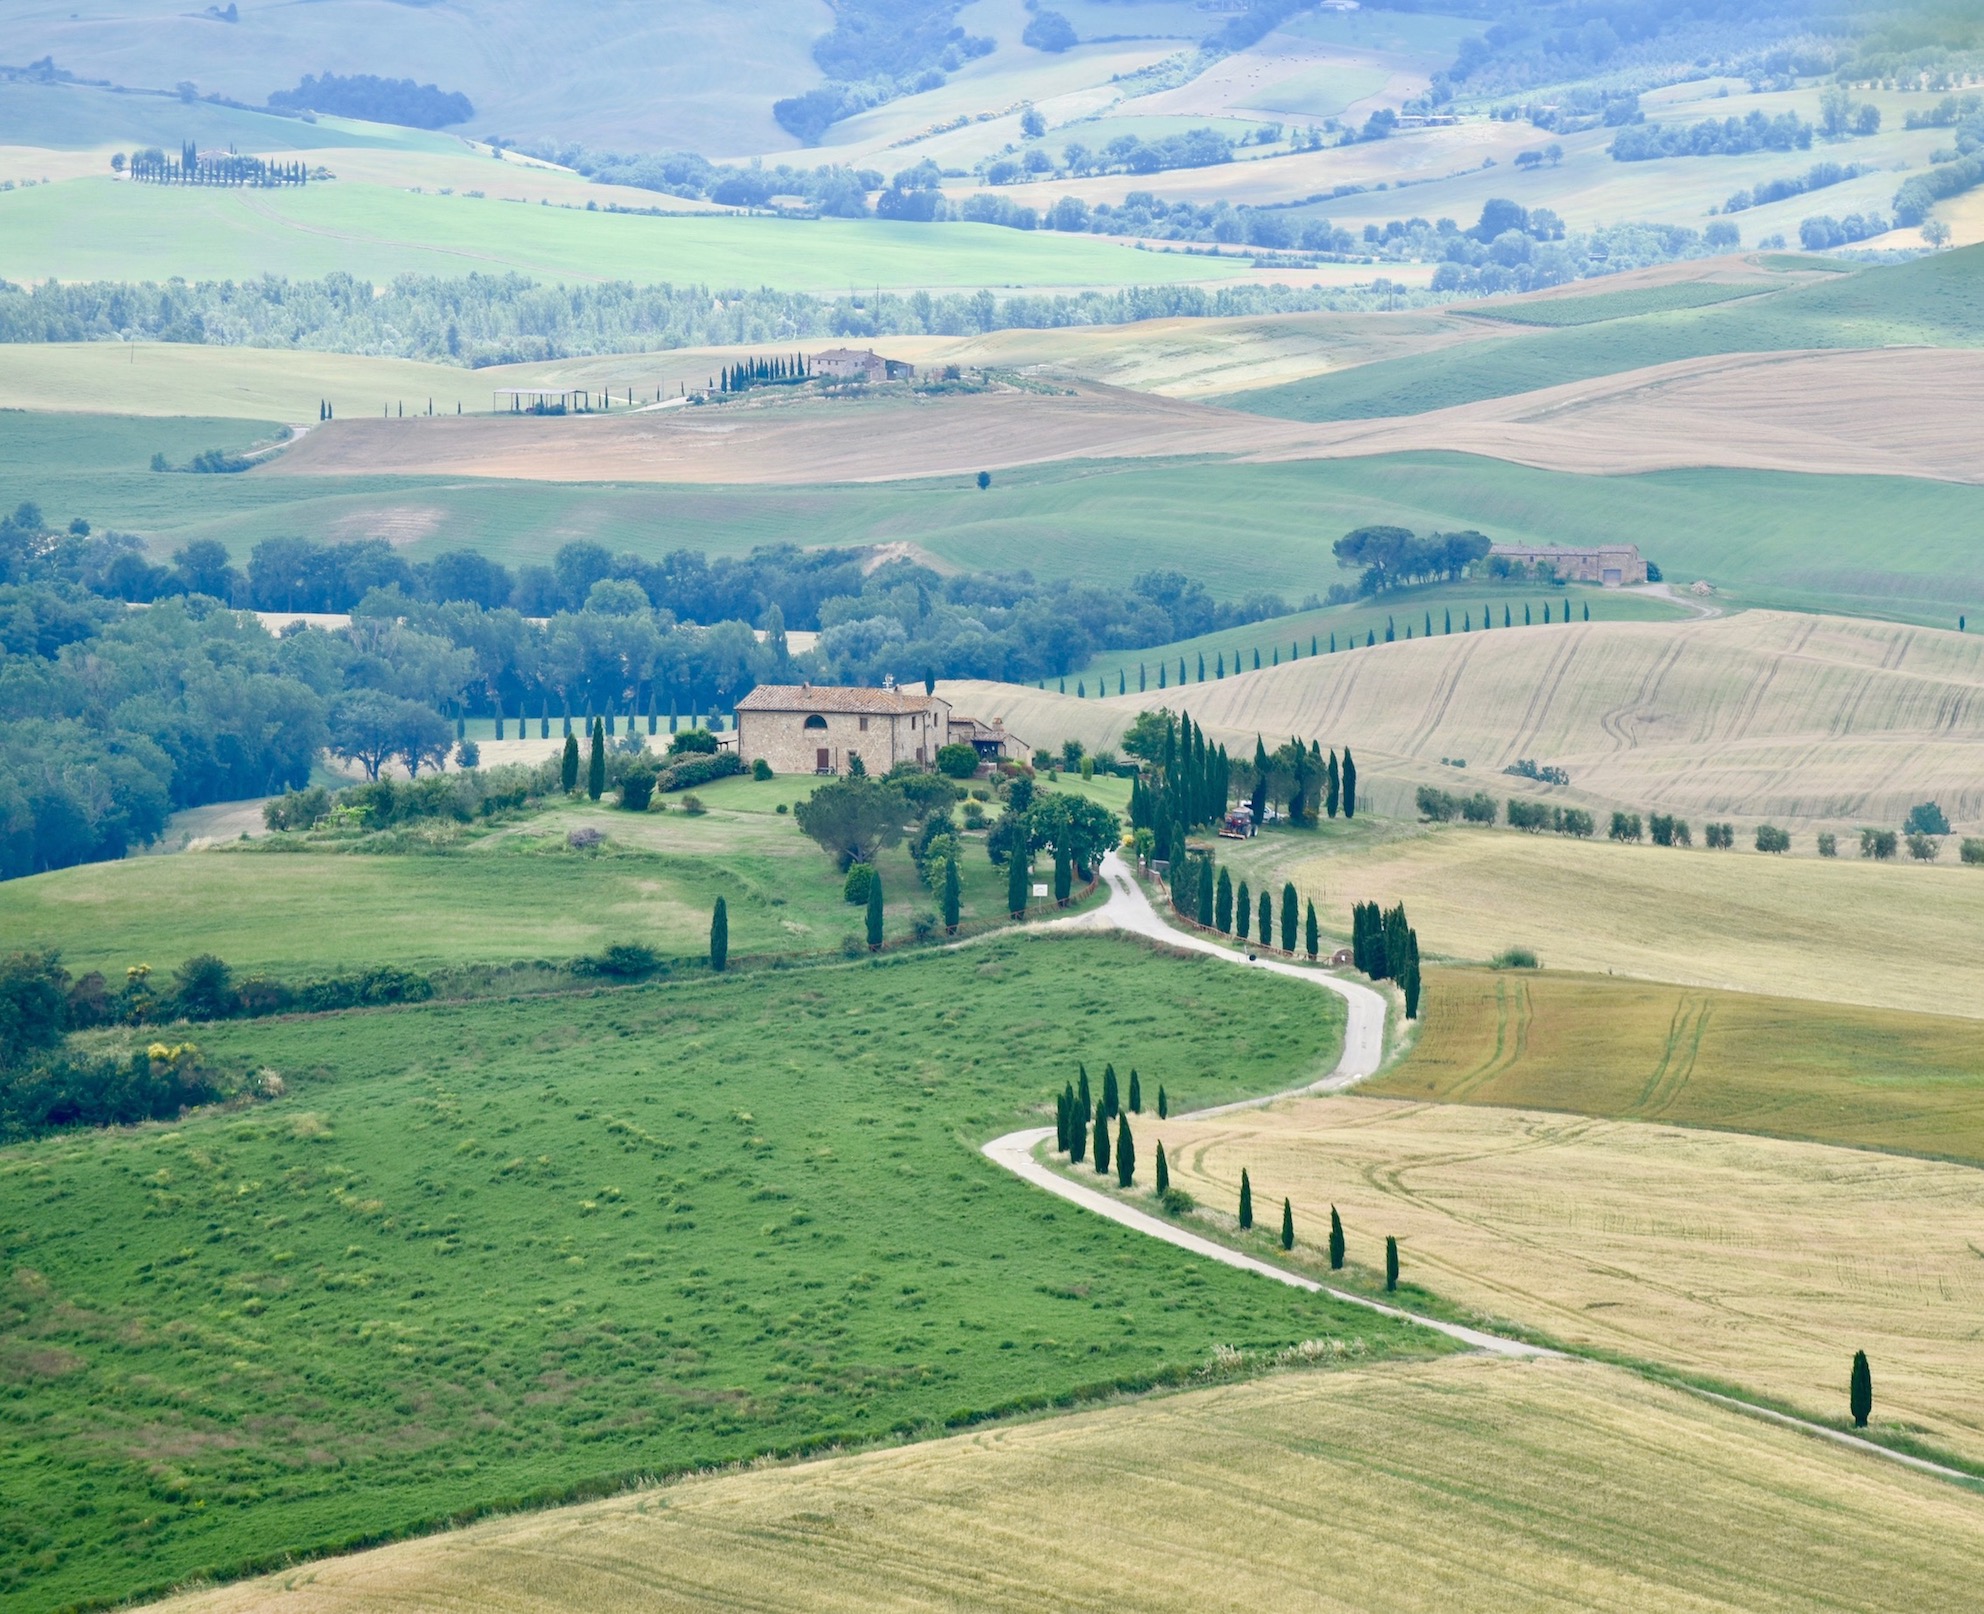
[1487,542,1646,587]
[734,683,1026,776]
[812,347,916,383]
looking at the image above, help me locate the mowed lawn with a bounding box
[1154,1092,1984,1465]
[147,1357,1984,1614]
[1371,968,1984,1166]
[0,178,1247,291]
[0,777,1072,977]
[0,934,1424,1614]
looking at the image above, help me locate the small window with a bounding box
[858,716,869,732]
[803,714,827,731]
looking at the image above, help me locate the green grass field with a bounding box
[0,932,1425,1614]
[1371,968,1984,1167]
[1462,281,1778,328]
[0,177,1250,291]
[0,775,1110,977]
[1234,246,1984,422]
[0,82,445,155]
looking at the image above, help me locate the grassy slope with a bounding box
[14,416,1984,620]
[1232,245,1984,422]
[1155,1092,1984,1465]
[148,1358,1984,1614]
[0,777,1083,976]
[1372,967,1984,1167]
[0,934,1428,1614]
[1462,280,1779,327]
[0,85,440,154]
[0,178,1247,291]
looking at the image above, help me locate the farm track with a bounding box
[986,853,1981,1488]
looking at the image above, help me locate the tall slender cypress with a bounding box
[1215,866,1233,932]
[587,717,605,800]
[1128,1069,1141,1113]
[1385,1235,1399,1291]
[1403,929,1422,1019]
[866,868,885,950]
[1280,1198,1294,1251]
[1155,1140,1169,1196]
[1093,1097,1111,1174]
[1850,1350,1872,1427]
[1197,854,1214,927]
[941,856,961,934]
[1239,1168,1253,1229]
[1258,891,1273,948]
[709,896,728,972]
[1157,1084,1168,1119]
[561,731,579,793]
[1280,883,1299,953]
[1342,748,1357,817]
[1326,750,1340,818]
[1329,1206,1345,1269]
[1116,1116,1135,1186]
[1056,1089,1070,1153]
[1103,1064,1119,1120]
[1078,1064,1091,1118]
[1007,848,1029,918]
[1304,899,1319,960]
[1236,879,1252,941]
[1069,1095,1087,1163]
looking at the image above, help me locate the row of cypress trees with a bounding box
[557,719,611,800]
[1246,737,1355,828]
[1128,711,1230,863]
[1236,1172,1393,1287]
[1178,863,1334,969]
[1351,900,1421,1018]
[1055,1062,1164,1183]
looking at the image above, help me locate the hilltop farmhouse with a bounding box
[1488,542,1647,587]
[735,683,1025,775]
[812,348,917,382]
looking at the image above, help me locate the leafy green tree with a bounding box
[940,855,961,933]
[1304,899,1319,960]
[1385,1235,1399,1291]
[865,868,885,950]
[1054,841,1073,904]
[1093,1097,1111,1174]
[172,954,235,1021]
[1329,1206,1344,1269]
[1280,883,1299,952]
[1128,1069,1141,1112]
[1850,1349,1872,1427]
[1280,1198,1294,1251]
[1116,1115,1135,1186]
[1239,1168,1253,1229]
[1155,1140,1169,1196]
[709,896,729,972]
[1215,866,1233,932]
[1906,802,1950,836]
[797,775,909,870]
[587,717,606,800]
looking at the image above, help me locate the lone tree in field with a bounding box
[1280,1198,1294,1251]
[1850,1350,1873,1428]
[1128,1069,1141,1112]
[1155,1140,1169,1195]
[1385,1235,1399,1291]
[1239,1168,1253,1229]
[941,855,961,934]
[1157,1084,1168,1118]
[561,731,580,793]
[709,896,728,972]
[1329,1205,1344,1269]
[1280,883,1299,952]
[1116,1115,1135,1186]
[865,868,885,950]
[1093,1097,1111,1174]
[587,717,606,800]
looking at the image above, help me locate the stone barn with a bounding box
[735,684,952,776]
[1487,542,1646,587]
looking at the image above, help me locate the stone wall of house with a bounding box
[737,699,950,776]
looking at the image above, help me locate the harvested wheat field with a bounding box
[1155,1096,1984,1462]
[147,1356,1983,1614]
[1372,969,1984,1164]
[944,609,1984,826]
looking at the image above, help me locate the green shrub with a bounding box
[1817,831,1838,857]
[843,863,874,905]
[1459,792,1496,824]
[668,728,719,756]
[679,793,707,816]
[262,786,332,831]
[1962,838,1984,865]
[1490,946,1539,969]
[935,743,980,779]
[1860,827,1897,860]
[660,752,742,791]
[575,943,665,979]
[618,758,658,812]
[751,758,774,781]
[1906,831,1941,861]
[1416,786,1458,822]
[1159,1187,1195,1215]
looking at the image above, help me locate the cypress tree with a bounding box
[1524,603,1531,625]
[1259,891,1273,948]
[1238,1168,1253,1229]
[1157,1085,1168,1119]
[1196,653,1205,682]
[1504,605,1512,628]
[1326,750,1340,818]
[1103,1064,1119,1119]
[1280,883,1299,953]
[1425,611,1433,636]
[941,856,961,934]
[1304,899,1319,959]
[1236,879,1252,941]
[1054,841,1072,904]
[560,731,579,793]
[1250,736,1270,826]
[1444,609,1452,634]
[1007,849,1029,918]
[1215,653,1224,679]
[710,896,728,972]
[1385,1235,1399,1291]
[1280,1198,1294,1251]
[1155,1140,1169,1195]
[1116,1115,1135,1186]
[1342,748,1358,818]
[1179,657,1187,684]
[587,718,606,800]
[1215,866,1233,932]
[1056,1088,1069,1153]
[866,867,885,950]
[1128,1069,1141,1112]
[1070,1094,1087,1163]
[1253,648,1261,670]
[1078,1064,1091,1118]
[1402,929,1421,1019]
[1312,635,1319,654]
[1197,854,1214,927]
[1850,1350,1872,1428]
[1093,1097,1110,1174]
[1329,1205,1344,1269]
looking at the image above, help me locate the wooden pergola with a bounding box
[493,387,597,414]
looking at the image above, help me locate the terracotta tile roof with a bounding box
[734,684,940,715]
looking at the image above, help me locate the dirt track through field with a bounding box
[263,346,1984,485]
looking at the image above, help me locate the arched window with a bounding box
[803,714,828,731]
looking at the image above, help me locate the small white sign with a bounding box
[1032,883,1049,896]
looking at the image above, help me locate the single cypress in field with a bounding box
[1116,1116,1135,1186]
[865,868,885,950]
[1215,866,1233,932]
[941,856,961,933]
[1329,1206,1344,1269]
[1236,879,1252,940]
[561,732,580,793]
[1280,883,1299,953]
[1239,1168,1253,1229]
[1304,899,1320,960]
[1093,1098,1111,1174]
[1281,1198,1294,1251]
[587,718,606,800]
[1342,748,1358,817]
[1007,850,1029,918]
[1103,1064,1119,1119]
[1157,1084,1168,1118]
[1385,1235,1399,1291]
[709,896,728,972]
[1155,1140,1169,1196]
[1259,891,1273,948]
[1851,1350,1873,1427]
[1128,1069,1142,1112]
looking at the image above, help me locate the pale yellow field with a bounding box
[944,609,1984,828]
[1156,1095,1984,1462]
[147,1356,1984,1614]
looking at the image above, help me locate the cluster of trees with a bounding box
[1506,800,1596,836]
[1721,159,1870,213]
[1798,212,1890,249]
[267,72,474,128]
[1351,900,1420,1017]
[717,353,810,392]
[1416,786,1496,824]
[1610,110,1816,160]
[124,142,308,187]
[1893,107,1984,226]
[1332,526,1491,596]
[1428,206,1742,297]
[510,142,884,216]
[1053,1062,1140,1189]
[772,0,994,142]
[1125,710,1230,863]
